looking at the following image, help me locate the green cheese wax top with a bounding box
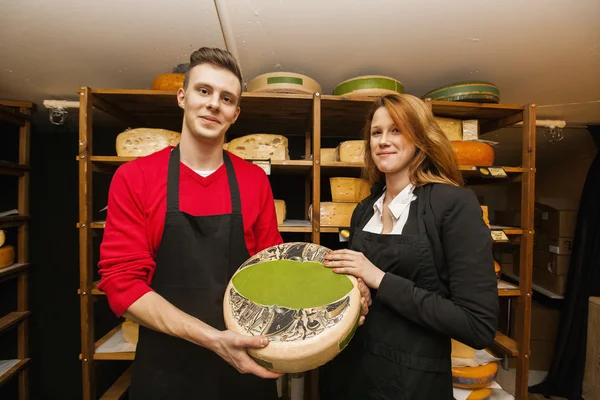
[232,260,353,309]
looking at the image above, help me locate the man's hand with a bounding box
[211,331,283,379]
[357,278,372,326]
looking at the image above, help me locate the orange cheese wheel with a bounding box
[0,245,16,269]
[467,388,492,399]
[451,141,495,167]
[494,260,501,277]
[152,73,184,90]
[452,361,498,389]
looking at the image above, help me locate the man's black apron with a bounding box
[320,185,453,400]
[129,146,278,400]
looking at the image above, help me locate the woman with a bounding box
[319,94,499,400]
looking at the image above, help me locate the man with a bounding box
[99,47,370,399]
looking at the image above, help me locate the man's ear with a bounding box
[232,106,241,124]
[177,88,186,110]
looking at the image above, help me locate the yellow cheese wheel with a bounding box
[451,141,495,167]
[0,245,16,269]
[274,200,286,225]
[310,202,358,227]
[452,361,498,389]
[335,140,365,164]
[122,320,139,344]
[0,229,5,248]
[467,388,492,400]
[227,134,290,161]
[151,73,185,91]
[330,178,370,203]
[247,72,322,94]
[320,148,337,163]
[116,128,181,157]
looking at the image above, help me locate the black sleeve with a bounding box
[376,188,499,349]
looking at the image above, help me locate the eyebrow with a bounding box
[194,82,238,100]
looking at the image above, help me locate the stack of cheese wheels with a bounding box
[0,230,15,270]
[333,75,404,98]
[330,178,370,203]
[247,72,322,94]
[227,134,290,161]
[224,242,361,373]
[334,140,366,164]
[451,339,499,393]
[423,81,500,103]
[451,141,495,167]
[116,128,181,157]
[274,200,286,225]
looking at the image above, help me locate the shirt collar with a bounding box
[373,183,416,220]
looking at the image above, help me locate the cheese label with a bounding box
[251,159,271,175]
[267,77,303,85]
[491,230,509,242]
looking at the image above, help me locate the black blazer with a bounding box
[349,182,499,350]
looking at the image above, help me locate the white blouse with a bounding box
[363,183,417,235]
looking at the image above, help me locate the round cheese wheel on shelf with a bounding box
[452,361,498,389]
[223,242,361,373]
[0,245,16,269]
[247,72,322,94]
[0,230,5,248]
[451,141,495,167]
[332,75,404,98]
[116,128,181,157]
[423,81,500,103]
[151,73,185,91]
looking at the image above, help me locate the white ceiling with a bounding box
[1,0,599,127]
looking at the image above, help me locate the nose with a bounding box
[379,130,391,146]
[206,94,220,111]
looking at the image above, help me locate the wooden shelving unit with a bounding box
[0,100,33,400]
[77,88,534,399]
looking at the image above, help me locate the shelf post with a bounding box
[311,92,322,245]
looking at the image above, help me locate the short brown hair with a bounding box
[183,47,243,93]
[362,94,464,187]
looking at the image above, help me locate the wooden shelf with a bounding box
[0,105,29,126]
[0,359,30,386]
[87,156,312,174]
[497,280,521,297]
[0,263,29,283]
[502,271,564,299]
[100,366,132,400]
[0,215,29,229]
[0,312,30,335]
[493,331,519,357]
[0,161,30,176]
[88,220,313,233]
[89,324,135,361]
[490,225,523,235]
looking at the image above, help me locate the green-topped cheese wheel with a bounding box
[423,81,500,103]
[247,72,322,94]
[223,242,361,373]
[332,75,404,98]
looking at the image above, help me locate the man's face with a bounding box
[177,63,241,143]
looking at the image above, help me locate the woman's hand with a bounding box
[357,278,372,325]
[324,249,385,289]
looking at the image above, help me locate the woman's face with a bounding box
[369,107,417,175]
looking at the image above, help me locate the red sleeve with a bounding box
[98,162,155,317]
[252,170,283,252]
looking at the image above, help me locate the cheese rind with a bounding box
[0,245,16,269]
[247,72,322,94]
[333,75,404,97]
[116,128,181,157]
[452,362,498,389]
[227,134,289,161]
[335,140,365,164]
[0,230,5,248]
[451,141,495,167]
[330,178,370,203]
[274,200,286,225]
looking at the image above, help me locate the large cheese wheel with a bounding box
[274,200,286,225]
[310,202,358,227]
[224,242,361,373]
[227,134,289,161]
[0,230,5,248]
[424,81,500,103]
[247,72,322,94]
[335,140,365,164]
[151,73,185,91]
[116,128,181,157]
[122,320,139,345]
[0,245,16,269]
[330,178,370,203]
[333,75,404,98]
[452,361,498,389]
[451,141,495,167]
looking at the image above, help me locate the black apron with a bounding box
[320,186,453,400]
[129,146,278,400]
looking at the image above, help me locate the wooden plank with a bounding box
[480,111,524,134]
[278,225,312,233]
[100,366,132,400]
[91,324,135,361]
[430,100,524,119]
[0,264,30,283]
[0,105,28,126]
[312,93,321,244]
[0,215,29,229]
[0,312,30,335]
[514,103,536,400]
[497,281,521,297]
[493,331,519,357]
[0,161,30,176]
[78,86,96,400]
[0,100,33,108]
[91,93,144,127]
[0,359,30,387]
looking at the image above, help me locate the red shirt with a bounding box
[98,147,283,317]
